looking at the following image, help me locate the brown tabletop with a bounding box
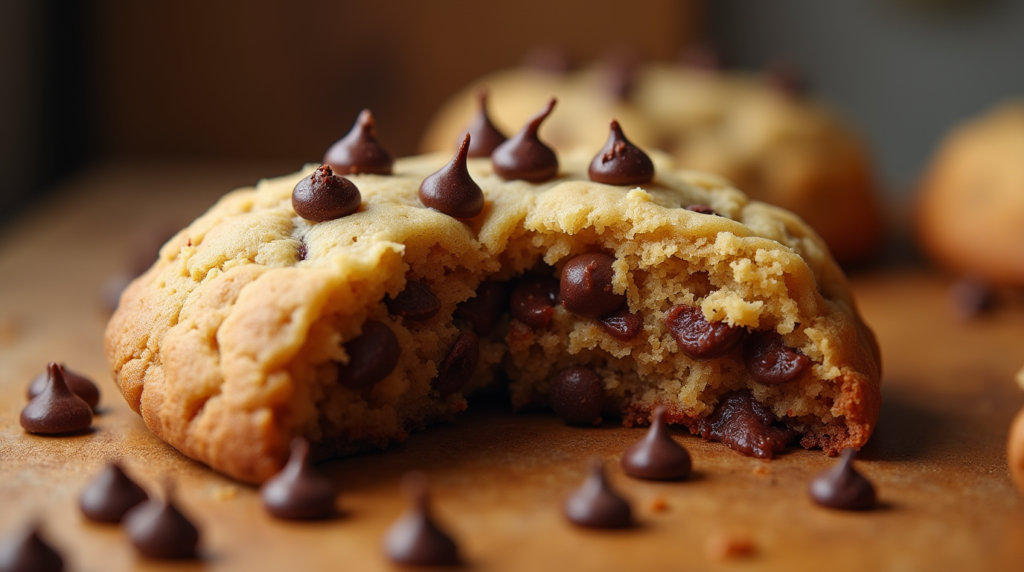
[1,162,1022,571]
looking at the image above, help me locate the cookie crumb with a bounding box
[648,496,669,513]
[705,532,756,561]
[211,484,239,501]
[753,464,770,476]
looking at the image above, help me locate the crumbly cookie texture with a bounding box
[918,101,1024,286]
[105,150,881,483]
[421,62,883,264]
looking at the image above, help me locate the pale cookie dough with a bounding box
[106,150,881,483]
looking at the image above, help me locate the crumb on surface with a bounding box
[649,496,669,512]
[705,532,756,561]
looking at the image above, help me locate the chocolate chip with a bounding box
[549,366,605,426]
[491,99,559,182]
[666,305,746,360]
[431,332,479,397]
[292,165,361,222]
[296,242,307,261]
[588,120,655,186]
[323,109,393,175]
[686,204,717,215]
[27,364,99,412]
[419,134,485,219]
[597,48,640,101]
[123,486,200,560]
[454,281,507,335]
[510,276,559,328]
[744,331,810,385]
[621,405,692,481]
[463,88,507,157]
[560,253,625,319]
[20,363,93,435]
[695,390,795,459]
[599,308,643,341]
[385,280,441,321]
[809,448,876,510]
[79,462,149,523]
[564,459,633,529]
[336,321,400,390]
[949,277,996,320]
[260,438,336,520]
[0,525,64,572]
[383,472,459,566]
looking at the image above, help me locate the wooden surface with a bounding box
[1,162,1023,571]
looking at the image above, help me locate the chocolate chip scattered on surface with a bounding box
[560,253,625,319]
[588,120,655,186]
[419,134,485,219]
[382,472,459,567]
[260,438,337,521]
[564,459,633,529]
[549,366,605,426]
[20,363,93,435]
[491,98,559,182]
[621,405,692,481]
[809,448,876,510]
[27,364,99,412]
[79,462,149,523]
[335,321,400,390]
[123,486,200,560]
[292,165,361,222]
[948,276,996,320]
[323,109,394,175]
[0,525,64,572]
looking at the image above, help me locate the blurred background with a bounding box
[2,0,1024,229]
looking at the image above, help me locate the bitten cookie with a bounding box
[107,112,881,483]
[918,101,1024,286]
[421,59,884,265]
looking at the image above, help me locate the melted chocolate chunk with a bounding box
[27,364,99,412]
[292,165,361,222]
[123,487,200,560]
[463,88,507,157]
[20,363,93,435]
[809,448,876,510]
[588,120,655,186]
[383,472,459,566]
[666,305,746,360]
[491,99,559,182]
[686,204,718,215]
[431,332,480,397]
[564,460,633,529]
[419,134,485,219]
[79,462,149,523]
[560,253,625,319]
[549,367,605,426]
[260,438,336,520]
[621,405,692,481]
[454,281,507,335]
[0,526,64,572]
[949,277,995,320]
[385,280,440,321]
[744,331,810,385]
[510,276,560,328]
[336,321,400,390]
[598,308,643,342]
[323,109,393,175]
[695,390,795,459]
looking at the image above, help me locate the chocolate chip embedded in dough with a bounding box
[292,165,362,222]
[598,308,643,342]
[744,330,811,385]
[666,305,746,360]
[260,438,337,520]
[383,472,460,566]
[323,109,393,175]
[686,204,718,216]
[621,405,692,481]
[454,281,508,336]
[385,280,441,322]
[0,525,64,572]
[491,98,559,182]
[560,253,625,319]
[588,120,655,186]
[564,459,633,529]
[510,276,560,328]
[336,321,401,390]
[694,390,795,459]
[20,363,93,435]
[123,486,200,560]
[431,332,480,397]
[808,448,876,510]
[549,366,605,426]
[462,88,507,158]
[27,364,99,412]
[419,134,485,219]
[79,462,149,523]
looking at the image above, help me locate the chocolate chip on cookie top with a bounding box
[564,459,633,529]
[323,109,393,175]
[463,88,507,158]
[383,472,460,566]
[336,321,401,390]
[560,253,625,319]
[124,485,200,560]
[491,98,559,182]
[0,525,64,572]
[20,363,93,435]
[621,405,692,481]
[666,305,746,360]
[809,448,876,510]
[419,134,485,219]
[260,438,337,521]
[549,366,605,426]
[744,331,811,385]
[588,120,655,186]
[292,165,361,222]
[27,363,99,411]
[80,462,149,523]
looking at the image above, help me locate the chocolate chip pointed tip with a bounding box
[20,363,93,435]
[809,448,876,510]
[0,524,64,572]
[463,88,507,158]
[323,109,393,175]
[382,471,460,566]
[621,405,692,481]
[420,134,485,219]
[491,98,559,182]
[27,364,99,411]
[260,437,336,520]
[589,120,655,186]
[292,165,361,222]
[564,459,633,529]
[123,484,200,560]
[80,461,149,523]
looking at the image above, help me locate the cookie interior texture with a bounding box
[105,151,881,483]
